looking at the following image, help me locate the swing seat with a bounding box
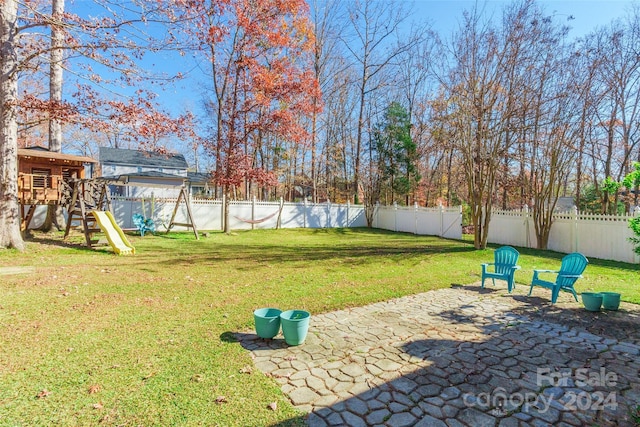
[133,214,155,236]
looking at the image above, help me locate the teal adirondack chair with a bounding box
[481,246,521,293]
[528,253,589,303]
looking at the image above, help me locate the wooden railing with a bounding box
[18,173,63,204]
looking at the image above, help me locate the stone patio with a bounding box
[236,286,640,426]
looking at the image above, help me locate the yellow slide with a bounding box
[91,211,136,255]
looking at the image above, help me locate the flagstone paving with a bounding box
[236,286,640,426]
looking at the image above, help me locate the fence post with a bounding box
[573,205,579,253]
[221,194,225,231]
[374,202,380,228]
[326,199,331,228]
[523,205,530,248]
[634,207,640,264]
[393,202,398,232]
[414,202,418,235]
[439,202,444,237]
[346,200,350,228]
[303,197,308,229]
[251,196,256,230]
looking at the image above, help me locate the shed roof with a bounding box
[187,172,213,184]
[99,147,188,169]
[102,171,186,188]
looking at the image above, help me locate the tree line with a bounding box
[307,0,640,249]
[2,0,639,249]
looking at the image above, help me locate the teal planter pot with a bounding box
[280,310,310,346]
[254,308,282,339]
[581,292,603,312]
[601,292,621,311]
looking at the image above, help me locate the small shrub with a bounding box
[630,216,640,256]
[630,403,640,426]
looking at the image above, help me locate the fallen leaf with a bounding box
[92,402,103,410]
[88,384,101,394]
[284,355,297,361]
[36,389,51,399]
[272,372,291,379]
[268,402,277,411]
[239,366,253,374]
[191,374,204,382]
[215,396,227,404]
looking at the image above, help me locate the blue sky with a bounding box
[412,0,633,38]
[164,0,635,115]
[64,0,636,122]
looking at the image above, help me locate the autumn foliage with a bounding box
[187,0,320,193]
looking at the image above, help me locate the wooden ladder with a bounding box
[63,179,113,247]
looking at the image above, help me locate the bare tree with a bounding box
[445,7,513,249]
[340,0,417,204]
[529,51,582,248]
[590,12,640,213]
[309,0,342,202]
[572,35,601,211]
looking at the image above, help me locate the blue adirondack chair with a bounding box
[528,252,589,303]
[481,246,521,293]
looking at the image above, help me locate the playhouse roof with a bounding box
[18,148,97,164]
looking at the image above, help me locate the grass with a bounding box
[0,227,638,426]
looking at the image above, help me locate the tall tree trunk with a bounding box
[223,186,230,234]
[602,105,617,213]
[49,0,64,153]
[311,99,318,203]
[354,76,366,204]
[0,0,25,250]
[42,0,66,232]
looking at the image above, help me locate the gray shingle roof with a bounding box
[103,171,186,180]
[99,147,188,169]
[187,172,213,184]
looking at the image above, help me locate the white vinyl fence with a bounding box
[488,207,640,264]
[24,197,462,239]
[374,203,463,240]
[106,198,463,239]
[109,197,369,231]
[21,196,462,239]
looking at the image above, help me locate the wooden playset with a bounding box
[18,148,96,231]
[18,148,199,252]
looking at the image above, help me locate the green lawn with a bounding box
[0,228,638,426]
